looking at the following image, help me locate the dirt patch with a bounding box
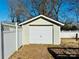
[9,44,56,59]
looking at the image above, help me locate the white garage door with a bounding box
[29,26,53,44]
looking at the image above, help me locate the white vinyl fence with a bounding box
[4,31,16,59]
[0,24,22,59]
[0,23,79,59]
[61,31,79,38]
[3,31,22,59]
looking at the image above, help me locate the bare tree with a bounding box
[8,0,64,23]
[31,0,48,15]
[8,0,32,22]
[66,0,79,24]
[31,0,64,21]
[48,0,63,21]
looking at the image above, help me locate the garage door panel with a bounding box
[29,26,53,44]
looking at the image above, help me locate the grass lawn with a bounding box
[9,38,79,59]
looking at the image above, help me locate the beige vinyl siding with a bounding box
[22,18,53,45]
[54,25,60,45]
[22,25,29,44]
[29,18,53,25]
[22,18,61,45]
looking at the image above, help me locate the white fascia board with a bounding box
[19,15,42,25]
[42,15,64,26]
[19,15,64,26]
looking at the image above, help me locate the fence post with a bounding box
[0,23,4,59]
[76,33,78,41]
[15,22,18,51]
[0,23,2,59]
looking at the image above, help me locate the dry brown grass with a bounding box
[61,38,79,48]
[9,44,56,59]
[9,38,79,59]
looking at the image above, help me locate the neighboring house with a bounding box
[19,15,64,45]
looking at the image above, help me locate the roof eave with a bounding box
[19,15,64,26]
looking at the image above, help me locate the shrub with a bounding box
[61,24,78,31]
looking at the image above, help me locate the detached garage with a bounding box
[19,15,64,45]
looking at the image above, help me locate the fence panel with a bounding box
[3,31,16,59]
[3,30,22,59]
[18,30,22,48]
[61,31,79,38]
